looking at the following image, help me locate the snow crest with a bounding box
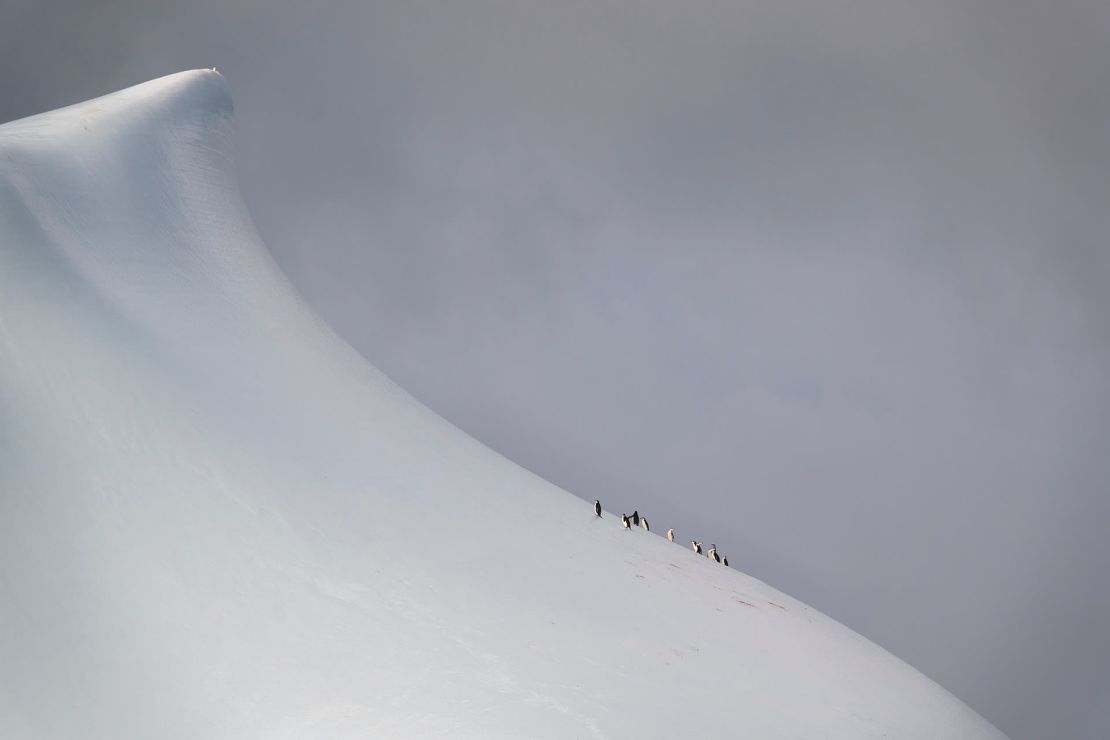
[0,71,1009,739]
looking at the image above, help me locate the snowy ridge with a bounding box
[0,71,1008,739]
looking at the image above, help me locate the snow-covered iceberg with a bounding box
[0,70,1007,739]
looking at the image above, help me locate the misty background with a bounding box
[2,1,1108,737]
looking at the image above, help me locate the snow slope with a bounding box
[0,70,1007,739]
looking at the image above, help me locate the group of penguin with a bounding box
[593,499,729,567]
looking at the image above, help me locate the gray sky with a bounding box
[3,2,1108,737]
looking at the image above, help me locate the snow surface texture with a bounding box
[0,71,1009,739]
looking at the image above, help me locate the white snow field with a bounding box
[0,70,1008,739]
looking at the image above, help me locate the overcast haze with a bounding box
[3,2,1108,738]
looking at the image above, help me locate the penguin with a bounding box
[593,499,602,517]
[666,528,674,542]
[722,556,729,567]
[631,510,640,527]
[621,514,631,530]
[691,540,702,554]
[708,545,721,563]
[640,517,649,532]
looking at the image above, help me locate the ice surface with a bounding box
[0,70,1008,739]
